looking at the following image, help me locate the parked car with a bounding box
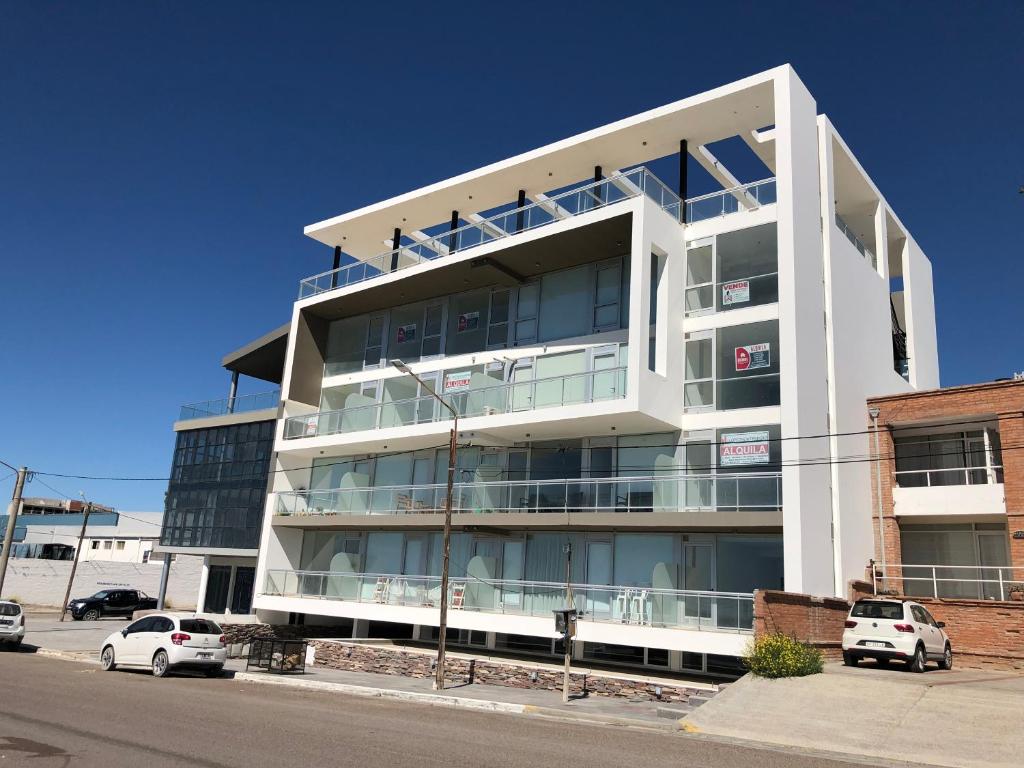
[0,601,25,648]
[842,598,952,672]
[67,589,158,621]
[100,613,227,677]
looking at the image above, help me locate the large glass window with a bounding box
[447,289,490,355]
[716,320,780,410]
[324,315,369,376]
[894,429,1002,487]
[685,224,778,315]
[539,265,590,342]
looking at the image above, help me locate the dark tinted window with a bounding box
[126,617,155,634]
[91,591,111,600]
[180,619,222,635]
[851,601,905,620]
[0,603,20,616]
[152,617,175,633]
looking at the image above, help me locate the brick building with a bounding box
[867,379,1024,600]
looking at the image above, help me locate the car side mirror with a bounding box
[936,621,945,629]
[121,629,129,638]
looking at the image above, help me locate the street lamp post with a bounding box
[390,359,457,691]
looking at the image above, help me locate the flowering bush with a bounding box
[744,633,823,678]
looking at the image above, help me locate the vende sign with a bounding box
[720,431,770,466]
[722,280,750,306]
[735,342,770,371]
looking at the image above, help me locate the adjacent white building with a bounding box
[249,65,938,675]
[20,511,163,563]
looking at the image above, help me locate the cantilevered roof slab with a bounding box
[305,67,783,258]
[222,322,290,384]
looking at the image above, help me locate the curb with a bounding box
[29,648,675,732]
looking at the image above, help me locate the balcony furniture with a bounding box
[246,638,307,674]
[372,577,392,603]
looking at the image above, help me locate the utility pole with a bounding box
[562,542,574,703]
[0,467,29,598]
[59,499,92,622]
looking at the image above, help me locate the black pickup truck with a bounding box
[66,589,158,621]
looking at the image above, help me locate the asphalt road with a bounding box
[0,652,882,768]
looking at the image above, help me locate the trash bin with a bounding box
[246,637,307,674]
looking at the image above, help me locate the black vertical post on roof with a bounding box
[515,189,526,232]
[449,211,460,253]
[331,245,341,288]
[390,227,402,272]
[679,140,689,222]
[593,166,603,208]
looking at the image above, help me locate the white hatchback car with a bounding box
[842,598,952,672]
[0,601,25,648]
[100,613,227,677]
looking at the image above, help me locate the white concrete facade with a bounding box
[250,65,938,669]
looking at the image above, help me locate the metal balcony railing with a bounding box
[298,167,682,299]
[262,570,755,632]
[834,213,876,267]
[284,367,627,440]
[684,178,776,223]
[178,390,281,421]
[274,472,782,517]
[876,564,1024,602]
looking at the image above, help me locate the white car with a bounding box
[0,601,25,648]
[842,598,952,673]
[100,613,227,677]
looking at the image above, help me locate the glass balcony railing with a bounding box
[178,390,281,421]
[685,178,776,223]
[275,472,782,517]
[263,570,755,632]
[834,213,876,267]
[284,367,627,440]
[298,167,682,299]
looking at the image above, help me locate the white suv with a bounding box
[0,601,25,648]
[842,598,952,673]
[100,613,227,677]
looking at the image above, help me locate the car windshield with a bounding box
[90,591,111,599]
[851,600,905,620]
[179,619,222,635]
[0,603,20,616]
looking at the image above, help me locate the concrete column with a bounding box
[224,564,238,616]
[352,619,369,639]
[196,555,210,613]
[873,202,890,282]
[774,66,834,597]
[156,553,172,609]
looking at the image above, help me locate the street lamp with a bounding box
[390,359,457,691]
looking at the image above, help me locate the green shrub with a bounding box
[744,633,823,678]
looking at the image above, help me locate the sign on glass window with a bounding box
[444,371,472,392]
[722,280,750,306]
[720,430,770,466]
[457,312,479,333]
[735,343,770,371]
[396,324,417,343]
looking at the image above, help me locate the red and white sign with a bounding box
[444,371,472,393]
[735,342,770,371]
[722,280,750,306]
[720,431,770,466]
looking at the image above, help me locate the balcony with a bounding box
[892,432,1005,518]
[284,367,627,440]
[684,178,776,223]
[297,167,682,299]
[878,564,1020,602]
[274,472,782,518]
[263,570,754,632]
[178,390,281,421]
[834,212,876,267]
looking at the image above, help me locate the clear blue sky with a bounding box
[1,1,1022,511]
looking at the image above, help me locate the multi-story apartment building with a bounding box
[156,325,287,616]
[868,379,1022,601]
[249,65,938,675]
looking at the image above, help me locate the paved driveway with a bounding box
[20,611,129,655]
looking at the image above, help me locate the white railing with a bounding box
[284,367,626,440]
[263,570,754,632]
[877,564,1024,602]
[275,472,782,517]
[179,390,280,421]
[894,465,1003,487]
[685,178,776,223]
[298,167,682,299]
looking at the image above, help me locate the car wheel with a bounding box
[100,645,116,671]
[204,665,224,678]
[939,644,953,671]
[83,609,100,621]
[152,650,170,678]
[843,651,858,667]
[908,645,926,673]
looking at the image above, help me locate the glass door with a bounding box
[589,344,621,402]
[978,532,1010,600]
[683,439,714,510]
[510,358,534,412]
[586,540,613,620]
[501,539,525,611]
[682,543,714,625]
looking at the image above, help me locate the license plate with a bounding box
[0,620,11,626]
[865,641,886,648]
[197,651,213,659]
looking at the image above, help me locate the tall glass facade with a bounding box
[160,420,274,549]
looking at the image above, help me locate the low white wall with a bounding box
[1,556,202,609]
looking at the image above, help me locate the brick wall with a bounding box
[753,589,850,660]
[309,640,713,704]
[754,585,1024,671]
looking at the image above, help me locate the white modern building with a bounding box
[249,65,938,675]
[15,510,163,563]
